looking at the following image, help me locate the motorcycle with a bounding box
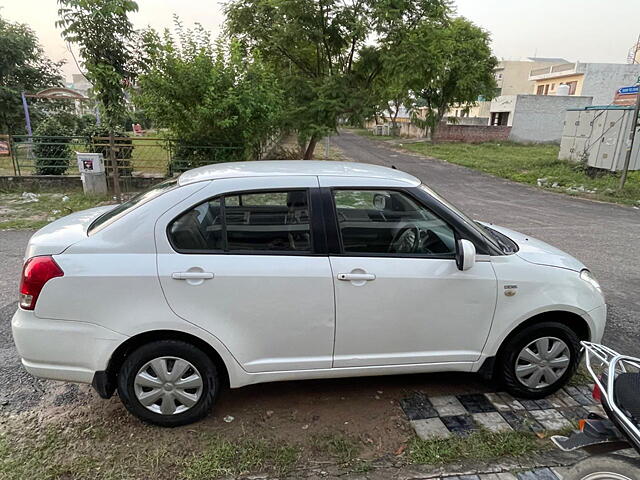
[551,342,640,480]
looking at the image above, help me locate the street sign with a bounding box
[618,86,639,95]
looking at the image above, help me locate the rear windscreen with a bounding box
[88,178,178,235]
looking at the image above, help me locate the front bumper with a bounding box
[11,308,127,384]
[583,303,607,344]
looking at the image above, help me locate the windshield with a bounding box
[88,178,179,235]
[418,183,507,254]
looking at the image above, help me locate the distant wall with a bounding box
[434,124,511,143]
[581,63,640,105]
[0,175,164,192]
[508,95,593,143]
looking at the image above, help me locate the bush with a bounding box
[32,117,71,175]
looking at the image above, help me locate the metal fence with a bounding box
[2,134,245,193]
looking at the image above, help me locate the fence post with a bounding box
[109,132,121,200]
[9,135,20,176]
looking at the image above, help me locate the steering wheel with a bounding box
[388,225,421,253]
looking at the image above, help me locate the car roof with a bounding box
[178,160,420,187]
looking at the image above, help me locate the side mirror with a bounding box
[456,238,476,271]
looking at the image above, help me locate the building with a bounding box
[529,62,640,104]
[461,58,568,120]
[489,94,593,143]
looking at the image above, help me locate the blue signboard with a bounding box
[618,86,639,95]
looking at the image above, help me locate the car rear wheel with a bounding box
[497,321,582,399]
[117,340,219,427]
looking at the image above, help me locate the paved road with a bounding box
[333,130,640,355]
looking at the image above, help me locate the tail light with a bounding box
[592,383,602,402]
[19,256,64,310]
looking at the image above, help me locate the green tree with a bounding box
[225,0,451,158]
[56,0,138,129]
[0,14,64,134]
[388,17,498,139]
[135,21,285,169]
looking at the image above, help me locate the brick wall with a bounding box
[433,124,511,143]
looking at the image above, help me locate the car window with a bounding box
[333,189,455,256]
[169,190,312,253]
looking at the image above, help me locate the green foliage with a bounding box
[32,117,72,175]
[0,14,64,134]
[135,21,284,169]
[35,111,96,136]
[387,17,497,137]
[225,0,452,158]
[57,0,139,129]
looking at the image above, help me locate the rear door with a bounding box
[155,176,335,373]
[319,178,498,368]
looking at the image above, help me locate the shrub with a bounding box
[32,117,71,175]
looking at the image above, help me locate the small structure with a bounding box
[559,106,640,172]
[489,94,593,143]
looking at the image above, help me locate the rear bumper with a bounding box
[11,308,126,384]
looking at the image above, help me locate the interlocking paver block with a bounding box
[577,385,596,401]
[585,404,606,417]
[441,414,476,436]
[517,467,559,479]
[530,409,573,430]
[534,399,554,410]
[500,410,544,433]
[518,399,543,410]
[478,475,501,480]
[458,476,481,480]
[430,395,468,416]
[496,474,518,480]
[400,392,438,420]
[496,392,525,410]
[472,412,513,432]
[564,386,592,406]
[457,394,497,413]
[410,418,452,440]
[558,406,589,423]
[550,390,579,407]
[485,393,512,411]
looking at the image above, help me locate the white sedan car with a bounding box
[12,161,606,426]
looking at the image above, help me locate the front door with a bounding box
[326,187,498,367]
[156,177,335,373]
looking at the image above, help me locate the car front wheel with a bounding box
[117,340,219,427]
[497,321,581,399]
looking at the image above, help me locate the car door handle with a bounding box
[337,273,376,281]
[171,272,214,280]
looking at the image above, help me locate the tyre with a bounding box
[117,340,219,427]
[496,321,581,399]
[564,454,640,480]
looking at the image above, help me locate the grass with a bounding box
[396,141,640,206]
[350,128,398,141]
[409,429,545,466]
[182,435,301,479]
[0,191,113,230]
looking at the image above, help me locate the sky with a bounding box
[1,0,639,80]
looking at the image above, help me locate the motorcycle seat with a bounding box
[614,372,640,425]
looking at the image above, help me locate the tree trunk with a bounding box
[303,135,318,160]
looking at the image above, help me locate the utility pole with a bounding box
[619,79,640,191]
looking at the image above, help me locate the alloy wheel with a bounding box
[515,336,571,389]
[580,473,633,480]
[133,356,203,415]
